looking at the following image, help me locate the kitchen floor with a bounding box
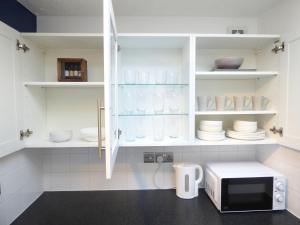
[11,190,300,225]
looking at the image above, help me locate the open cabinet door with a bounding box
[279,35,300,151]
[0,22,24,158]
[103,0,119,179]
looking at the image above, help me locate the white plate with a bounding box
[197,130,225,141]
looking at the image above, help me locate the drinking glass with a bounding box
[153,91,165,114]
[124,88,135,114]
[124,70,136,84]
[125,117,135,142]
[137,71,149,84]
[169,117,180,138]
[136,89,147,114]
[136,117,146,139]
[155,70,167,84]
[169,89,181,113]
[153,116,164,141]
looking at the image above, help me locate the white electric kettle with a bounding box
[173,163,203,199]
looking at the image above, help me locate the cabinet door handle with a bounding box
[97,99,105,159]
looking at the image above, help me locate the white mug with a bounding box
[216,96,234,111]
[252,96,270,110]
[197,96,215,111]
[234,96,252,111]
[243,96,253,110]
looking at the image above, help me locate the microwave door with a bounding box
[221,177,274,212]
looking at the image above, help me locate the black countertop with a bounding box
[12,190,300,225]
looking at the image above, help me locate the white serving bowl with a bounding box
[215,57,244,70]
[80,127,105,142]
[200,120,223,126]
[49,130,72,143]
[233,120,257,132]
[200,125,223,132]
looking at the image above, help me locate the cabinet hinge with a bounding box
[16,40,30,53]
[270,126,283,137]
[20,129,33,140]
[118,129,122,139]
[272,41,285,54]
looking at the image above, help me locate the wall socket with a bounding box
[144,152,174,163]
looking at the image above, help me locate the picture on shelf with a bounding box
[57,58,88,82]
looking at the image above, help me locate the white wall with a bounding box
[0,149,43,225]
[43,146,256,191]
[37,16,258,34]
[257,0,300,219]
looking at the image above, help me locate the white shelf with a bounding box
[24,138,102,148]
[195,71,278,80]
[21,33,103,49]
[120,137,277,147]
[195,34,280,49]
[193,137,277,146]
[195,110,277,115]
[24,82,104,88]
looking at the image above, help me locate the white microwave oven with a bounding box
[205,162,286,213]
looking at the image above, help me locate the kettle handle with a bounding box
[195,165,203,185]
[194,165,203,197]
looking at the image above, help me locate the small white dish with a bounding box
[49,130,72,143]
[80,127,105,142]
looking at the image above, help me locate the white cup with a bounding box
[234,96,252,111]
[252,96,270,110]
[197,96,215,111]
[216,96,234,111]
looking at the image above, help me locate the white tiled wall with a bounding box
[0,149,43,225]
[257,145,300,219]
[43,145,256,191]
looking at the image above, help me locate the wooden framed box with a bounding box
[57,58,87,82]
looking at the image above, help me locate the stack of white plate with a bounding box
[197,121,225,141]
[226,120,266,140]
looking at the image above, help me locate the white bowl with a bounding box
[200,120,223,126]
[200,125,223,132]
[234,120,257,126]
[215,57,244,70]
[233,120,257,132]
[80,127,105,142]
[49,130,72,143]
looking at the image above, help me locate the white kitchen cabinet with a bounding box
[0,23,24,158]
[278,35,300,151]
[103,0,120,179]
[1,0,300,179]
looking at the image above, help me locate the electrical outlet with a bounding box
[144,152,155,163]
[155,152,174,163]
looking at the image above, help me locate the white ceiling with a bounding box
[18,0,282,17]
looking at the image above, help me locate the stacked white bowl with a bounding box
[226,120,266,140]
[197,121,225,141]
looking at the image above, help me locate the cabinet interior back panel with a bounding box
[44,49,104,82]
[45,88,104,138]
